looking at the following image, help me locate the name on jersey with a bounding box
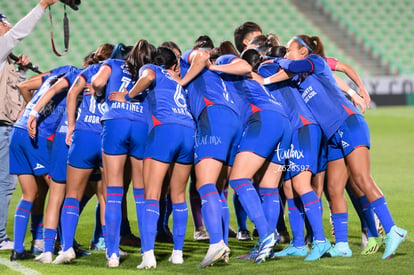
[302,86,317,103]
[172,107,192,118]
[84,115,101,124]
[111,101,144,113]
[58,125,68,133]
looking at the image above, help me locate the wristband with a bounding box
[347,88,357,97]
[29,109,40,119]
[263,77,271,85]
[124,93,132,101]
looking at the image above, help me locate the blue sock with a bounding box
[61,197,80,251]
[172,202,188,250]
[43,228,57,253]
[370,196,395,234]
[332,212,348,243]
[92,202,102,243]
[301,191,325,241]
[304,215,313,242]
[229,178,270,241]
[259,187,280,232]
[347,188,367,233]
[30,214,43,241]
[359,196,379,237]
[133,188,144,247]
[233,194,248,231]
[220,191,230,245]
[287,198,305,247]
[105,186,123,257]
[14,200,33,253]
[142,199,159,252]
[198,184,223,244]
[133,188,144,228]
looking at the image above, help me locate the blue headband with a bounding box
[293,36,313,52]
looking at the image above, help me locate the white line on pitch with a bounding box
[0,257,41,275]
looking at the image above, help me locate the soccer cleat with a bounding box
[53,240,62,255]
[375,214,385,237]
[194,226,209,241]
[120,233,141,247]
[222,246,231,263]
[236,230,253,241]
[198,240,227,268]
[272,242,308,257]
[361,237,383,255]
[119,247,128,258]
[305,233,313,246]
[74,245,91,257]
[52,247,76,264]
[252,227,259,237]
[30,239,44,255]
[10,250,34,261]
[89,237,106,251]
[361,228,369,250]
[0,238,14,250]
[34,251,53,264]
[304,238,331,261]
[382,226,407,260]
[326,242,352,257]
[107,253,120,268]
[255,232,276,264]
[228,225,237,238]
[168,249,184,264]
[237,242,259,260]
[279,231,291,244]
[137,250,157,269]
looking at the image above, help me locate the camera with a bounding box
[59,0,81,11]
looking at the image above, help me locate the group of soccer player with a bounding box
[7,20,407,270]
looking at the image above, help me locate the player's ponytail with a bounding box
[294,35,326,58]
[310,36,325,58]
[126,40,156,81]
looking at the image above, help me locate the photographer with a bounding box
[0,0,58,252]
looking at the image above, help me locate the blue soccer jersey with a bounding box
[276,55,360,139]
[75,63,106,134]
[53,68,84,135]
[180,49,240,120]
[101,59,148,123]
[258,62,318,131]
[139,64,195,129]
[14,66,79,138]
[215,55,287,119]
